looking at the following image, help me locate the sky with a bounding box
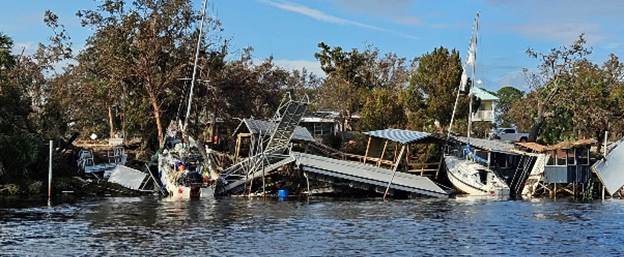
[2,0,624,91]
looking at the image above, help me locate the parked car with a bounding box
[489,127,529,142]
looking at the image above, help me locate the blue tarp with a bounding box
[364,129,433,145]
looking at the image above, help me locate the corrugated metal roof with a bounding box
[364,129,433,145]
[593,138,624,196]
[239,118,315,142]
[293,151,449,197]
[472,87,499,101]
[452,136,516,154]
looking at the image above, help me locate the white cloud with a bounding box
[273,59,324,77]
[494,70,530,91]
[512,22,604,44]
[11,42,37,56]
[259,0,418,40]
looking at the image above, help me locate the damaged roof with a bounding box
[234,118,315,142]
[516,139,596,153]
[364,129,439,145]
[593,138,624,196]
[452,136,517,154]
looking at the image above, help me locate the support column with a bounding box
[363,136,372,164]
[383,145,406,201]
[48,140,53,206]
[378,140,388,167]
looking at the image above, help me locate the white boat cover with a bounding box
[593,139,624,196]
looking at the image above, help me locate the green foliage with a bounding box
[495,86,524,126]
[360,88,405,130]
[509,34,624,143]
[406,47,467,131]
[314,42,409,131]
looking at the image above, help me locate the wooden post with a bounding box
[48,140,53,206]
[393,144,399,163]
[604,131,609,157]
[378,140,388,167]
[383,145,406,201]
[553,183,557,200]
[404,145,410,172]
[363,136,372,164]
[234,134,241,161]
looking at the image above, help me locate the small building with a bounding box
[231,118,314,160]
[471,87,498,122]
[516,139,596,197]
[300,111,361,138]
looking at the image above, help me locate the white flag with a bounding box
[466,43,476,66]
[459,68,468,92]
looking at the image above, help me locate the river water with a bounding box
[1,196,623,256]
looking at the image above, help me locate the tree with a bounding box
[524,34,591,141]
[495,86,524,127]
[510,34,624,143]
[75,0,212,146]
[406,47,467,132]
[360,88,405,130]
[314,42,409,131]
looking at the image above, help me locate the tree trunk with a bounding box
[107,105,115,139]
[528,102,544,142]
[148,92,164,147]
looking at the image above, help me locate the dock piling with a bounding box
[48,140,53,206]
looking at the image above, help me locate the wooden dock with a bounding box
[292,152,449,198]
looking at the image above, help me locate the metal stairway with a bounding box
[509,154,537,197]
[216,94,308,196]
[264,95,309,152]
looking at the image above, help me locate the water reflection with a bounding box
[1,197,624,256]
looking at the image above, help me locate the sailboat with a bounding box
[445,155,509,196]
[444,13,509,196]
[156,0,217,199]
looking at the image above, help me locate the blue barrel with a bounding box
[277,189,288,199]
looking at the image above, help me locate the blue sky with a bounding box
[2,0,624,91]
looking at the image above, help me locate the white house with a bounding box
[471,87,498,122]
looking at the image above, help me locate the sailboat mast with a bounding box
[184,0,209,131]
[467,13,479,140]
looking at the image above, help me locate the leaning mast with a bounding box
[183,0,209,132]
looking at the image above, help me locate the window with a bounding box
[547,151,555,165]
[503,129,515,134]
[556,150,567,166]
[577,147,590,165]
[567,149,576,165]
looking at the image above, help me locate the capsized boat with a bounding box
[445,155,509,196]
[158,122,217,199]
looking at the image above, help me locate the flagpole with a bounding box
[467,13,479,140]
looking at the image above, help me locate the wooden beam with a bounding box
[383,145,406,200]
[363,136,372,164]
[378,140,388,167]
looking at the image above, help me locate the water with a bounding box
[1,197,624,256]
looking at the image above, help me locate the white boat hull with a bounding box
[445,155,509,196]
